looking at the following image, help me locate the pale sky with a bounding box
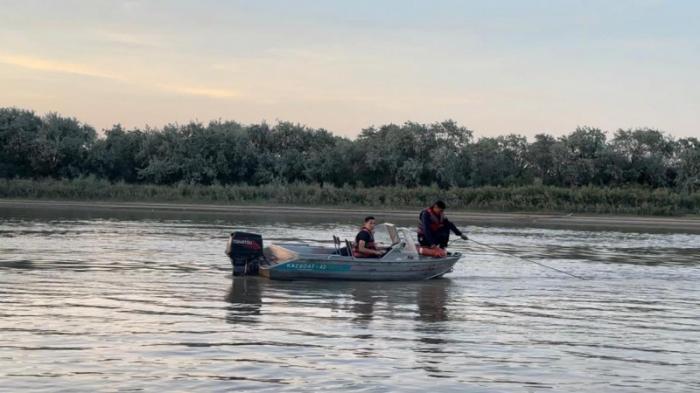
[1,0,698,138]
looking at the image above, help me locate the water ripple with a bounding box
[1,209,699,392]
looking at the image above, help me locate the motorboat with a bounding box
[225,224,462,281]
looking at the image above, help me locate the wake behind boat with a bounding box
[225,224,462,281]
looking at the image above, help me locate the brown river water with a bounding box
[1,206,699,392]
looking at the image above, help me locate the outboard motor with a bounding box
[225,232,264,276]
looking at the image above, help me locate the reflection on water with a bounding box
[225,278,454,326]
[225,278,263,324]
[1,206,699,392]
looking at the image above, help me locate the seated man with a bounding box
[417,200,468,249]
[354,216,384,258]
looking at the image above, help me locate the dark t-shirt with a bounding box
[355,230,374,245]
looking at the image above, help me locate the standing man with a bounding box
[354,216,384,258]
[417,200,468,249]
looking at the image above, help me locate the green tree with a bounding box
[527,133,557,185]
[611,128,676,187]
[675,137,700,192]
[560,127,608,186]
[0,108,42,178]
[2,107,697,193]
[31,113,96,178]
[471,135,530,186]
[90,125,147,182]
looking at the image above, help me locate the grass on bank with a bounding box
[1,177,699,216]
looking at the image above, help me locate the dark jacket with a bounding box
[417,208,462,246]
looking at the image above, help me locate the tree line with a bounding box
[1,107,698,191]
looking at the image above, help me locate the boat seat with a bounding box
[263,244,299,263]
[333,246,352,256]
[344,240,355,257]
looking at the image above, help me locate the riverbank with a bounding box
[2,199,699,233]
[1,178,699,216]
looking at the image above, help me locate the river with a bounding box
[1,206,698,392]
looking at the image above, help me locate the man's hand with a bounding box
[460,234,469,241]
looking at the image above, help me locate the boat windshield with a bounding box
[399,229,419,256]
[374,223,400,246]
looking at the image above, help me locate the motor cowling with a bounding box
[225,232,263,276]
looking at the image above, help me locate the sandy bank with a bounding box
[2,199,699,234]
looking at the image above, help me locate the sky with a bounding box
[1,0,698,138]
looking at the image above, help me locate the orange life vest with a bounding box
[417,207,445,236]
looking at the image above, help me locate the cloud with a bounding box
[0,53,122,80]
[95,30,164,48]
[0,53,238,99]
[161,85,238,99]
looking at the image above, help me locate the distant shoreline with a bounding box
[2,178,699,217]
[2,199,699,234]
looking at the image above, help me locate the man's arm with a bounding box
[445,219,462,236]
[357,240,382,256]
[357,232,382,256]
[445,218,468,239]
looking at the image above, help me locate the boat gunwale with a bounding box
[268,243,462,264]
[265,252,462,265]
